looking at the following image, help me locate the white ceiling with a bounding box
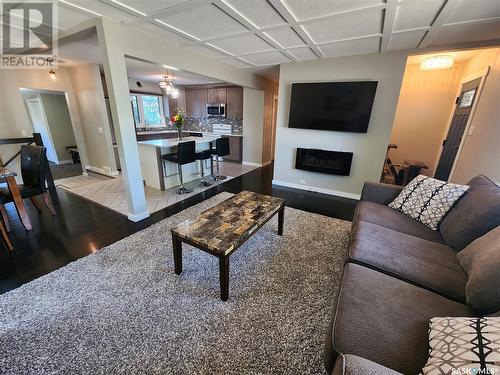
[8,0,500,80]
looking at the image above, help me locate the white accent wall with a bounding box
[273,51,408,199]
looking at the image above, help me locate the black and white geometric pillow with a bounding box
[388,175,469,230]
[421,317,500,375]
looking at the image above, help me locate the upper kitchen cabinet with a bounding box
[185,88,207,118]
[207,88,227,104]
[226,87,243,120]
[167,88,186,116]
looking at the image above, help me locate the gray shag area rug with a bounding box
[0,192,351,375]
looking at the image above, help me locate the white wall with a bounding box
[69,63,117,175]
[451,49,500,183]
[242,88,265,165]
[273,51,408,199]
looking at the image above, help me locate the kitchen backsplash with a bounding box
[162,117,243,134]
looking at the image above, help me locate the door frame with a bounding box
[270,94,278,161]
[25,95,60,163]
[432,66,490,181]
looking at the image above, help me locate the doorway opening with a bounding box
[20,88,82,180]
[382,47,498,185]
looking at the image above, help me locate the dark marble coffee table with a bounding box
[170,191,285,301]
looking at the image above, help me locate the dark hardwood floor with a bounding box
[0,163,357,294]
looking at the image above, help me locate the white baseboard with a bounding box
[127,211,150,222]
[85,165,118,178]
[272,179,361,200]
[55,159,73,165]
[243,161,262,167]
[261,160,271,167]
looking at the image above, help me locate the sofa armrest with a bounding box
[332,354,404,375]
[360,182,403,205]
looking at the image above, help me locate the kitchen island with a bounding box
[138,135,220,191]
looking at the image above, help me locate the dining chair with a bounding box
[0,214,12,250]
[0,146,56,231]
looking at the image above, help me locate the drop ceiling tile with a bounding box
[114,0,189,15]
[318,37,380,58]
[209,34,273,55]
[158,4,248,40]
[224,0,286,28]
[430,19,500,46]
[185,44,226,59]
[264,27,305,48]
[389,30,426,51]
[302,10,383,44]
[239,51,292,65]
[282,0,383,21]
[393,0,445,31]
[141,22,191,44]
[220,57,253,68]
[446,0,500,24]
[287,46,318,61]
[67,0,137,22]
[58,6,94,30]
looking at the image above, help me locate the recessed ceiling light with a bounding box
[220,0,260,29]
[155,19,201,41]
[162,65,179,71]
[420,55,454,70]
[109,0,147,17]
[59,0,102,17]
[205,42,232,56]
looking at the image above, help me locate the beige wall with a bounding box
[69,63,117,175]
[273,51,408,199]
[451,48,500,183]
[242,88,265,165]
[0,67,87,178]
[40,94,77,162]
[389,60,464,176]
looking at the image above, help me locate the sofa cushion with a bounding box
[353,201,445,244]
[388,175,469,230]
[421,317,500,375]
[331,264,474,375]
[457,226,500,314]
[440,175,500,251]
[349,221,467,302]
[333,354,404,375]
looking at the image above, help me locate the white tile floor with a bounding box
[56,162,257,216]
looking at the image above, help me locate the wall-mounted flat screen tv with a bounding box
[288,81,378,133]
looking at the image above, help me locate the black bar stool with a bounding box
[211,137,230,181]
[195,150,212,187]
[163,141,196,194]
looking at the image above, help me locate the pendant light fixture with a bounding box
[159,68,175,94]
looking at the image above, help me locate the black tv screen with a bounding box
[288,81,378,133]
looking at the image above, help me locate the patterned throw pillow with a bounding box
[422,317,500,375]
[388,175,469,230]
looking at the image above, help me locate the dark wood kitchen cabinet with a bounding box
[207,88,227,104]
[167,88,186,115]
[226,87,243,120]
[185,88,207,118]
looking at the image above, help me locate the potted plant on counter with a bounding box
[170,110,185,140]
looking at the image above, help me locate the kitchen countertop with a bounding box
[138,135,220,148]
[136,129,243,137]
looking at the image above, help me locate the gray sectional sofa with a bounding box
[326,175,500,375]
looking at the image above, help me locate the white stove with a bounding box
[212,123,232,135]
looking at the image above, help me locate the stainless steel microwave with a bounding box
[207,103,226,117]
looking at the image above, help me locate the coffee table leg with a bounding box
[278,205,285,236]
[219,256,229,301]
[172,233,183,275]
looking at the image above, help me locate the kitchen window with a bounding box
[130,94,166,127]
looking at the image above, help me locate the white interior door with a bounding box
[26,97,58,163]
